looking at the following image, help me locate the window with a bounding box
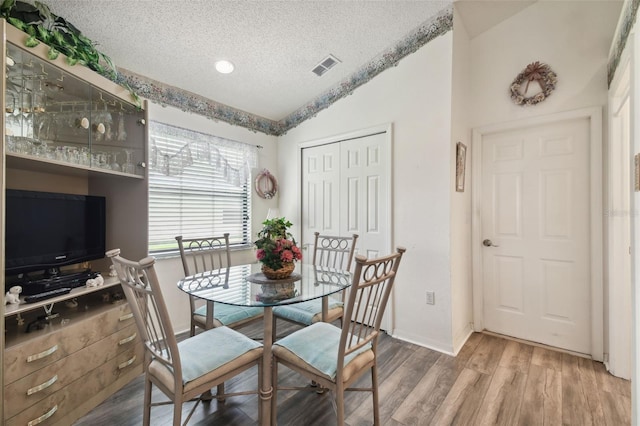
[148,121,257,254]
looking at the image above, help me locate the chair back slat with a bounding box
[313,232,359,271]
[339,248,405,363]
[107,249,183,384]
[176,234,231,276]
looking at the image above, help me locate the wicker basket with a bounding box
[261,262,295,280]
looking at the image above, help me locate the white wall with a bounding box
[147,103,278,333]
[450,7,474,353]
[278,33,457,352]
[468,2,616,129]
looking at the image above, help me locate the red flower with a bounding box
[256,249,265,260]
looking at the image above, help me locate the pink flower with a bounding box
[256,249,265,260]
[281,250,294,262]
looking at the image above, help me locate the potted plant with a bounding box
[255,217,302,279]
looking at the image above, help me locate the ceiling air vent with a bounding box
[312,54,341,77]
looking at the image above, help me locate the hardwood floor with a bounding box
[74,322,631,425]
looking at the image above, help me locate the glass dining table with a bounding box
[177,262,352,425]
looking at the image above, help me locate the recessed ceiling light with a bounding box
[215,60,234,74]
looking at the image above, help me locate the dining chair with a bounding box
[176,234,263,336]
[270,247,406,425]
[107,249,264,426]
[272,232,358,333]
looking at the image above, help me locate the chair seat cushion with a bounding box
[194,302,263,326]
[273,299,343,325]
[149,326,262,393]
[273,322,372,381]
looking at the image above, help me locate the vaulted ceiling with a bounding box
[34,1,621,135]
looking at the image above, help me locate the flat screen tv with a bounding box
[5,189,106,277]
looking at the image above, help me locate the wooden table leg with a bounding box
[260,307,273,425]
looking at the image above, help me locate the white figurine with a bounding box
[5,285,22,304]
[86,273,104,287]
[108,265,117,277]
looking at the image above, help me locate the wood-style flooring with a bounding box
[74,321,631,425]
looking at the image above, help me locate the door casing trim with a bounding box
[471,107,603,361]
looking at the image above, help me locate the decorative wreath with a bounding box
[255,169,278,199]
[509,61,557,106]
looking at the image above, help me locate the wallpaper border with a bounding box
[116,6,453,136]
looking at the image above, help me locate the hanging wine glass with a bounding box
[117,111,127,141]
[19,91,33,139]
[5,94,20,136]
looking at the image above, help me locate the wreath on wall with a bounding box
[255,169,278,199]
[509,61,557,106]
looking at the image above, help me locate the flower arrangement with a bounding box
[254,217,302,271]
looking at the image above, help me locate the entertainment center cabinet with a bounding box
[1,20,149,424]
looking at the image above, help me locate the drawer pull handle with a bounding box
[118,355,137,370]
[28,404,58,426]
[119,313,134,322]
[27,375,58,395]
[27,345,59,363]
[119,333,137,345]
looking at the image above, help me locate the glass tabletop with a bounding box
[177,263,352,307]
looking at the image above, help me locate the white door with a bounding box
[481,117,592,354]
[301,129,391,327]
[301,141,340,255]
[339,132,389,260]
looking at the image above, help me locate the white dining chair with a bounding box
[270,247,406,425]
[176,234,263,336]
[272,232,358,335]
[107,249,264,426]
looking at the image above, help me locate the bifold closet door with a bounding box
[301,131,391,328]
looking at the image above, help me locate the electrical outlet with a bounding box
[426,291,435,305]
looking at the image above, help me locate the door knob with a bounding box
[483,239,499,247]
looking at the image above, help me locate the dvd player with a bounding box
[10,270,98,296]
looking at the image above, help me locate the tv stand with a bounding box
[1,20,148,425]
[3,277,142,424]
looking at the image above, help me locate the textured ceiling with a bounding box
[41,0,452,122]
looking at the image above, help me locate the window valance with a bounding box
[149,121,258,186]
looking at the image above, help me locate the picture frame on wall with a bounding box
[635,153,640,192]
[456,142,467,192]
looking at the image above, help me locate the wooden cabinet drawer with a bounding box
[5,343,143,426]
[4,302,134,385]
[4,323,139,419]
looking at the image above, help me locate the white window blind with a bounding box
[148,121,256,254]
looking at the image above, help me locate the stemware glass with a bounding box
[5,95,21,136]
[109,152,121,171]
[122,149,136,174]
[117,111,127,141]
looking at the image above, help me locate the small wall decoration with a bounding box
[510,61,557,106]
[255,169,279,199]
[456,142,467,192]
[635,153,640,192]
